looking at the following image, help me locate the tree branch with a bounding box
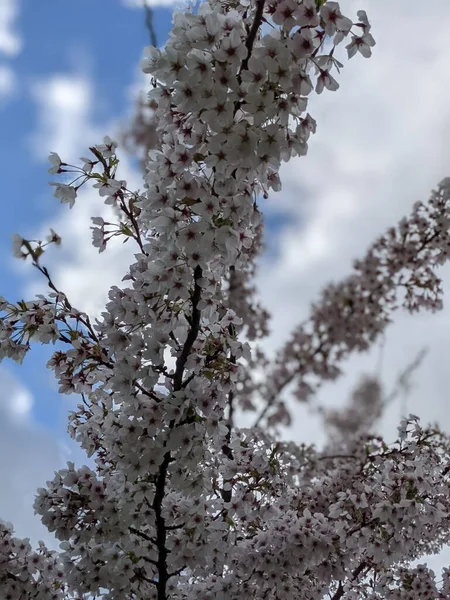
[153,264,203,599]
[330,561,368,600]
[240,0,266,73]
[143,0,158,47]
[173,265,203,390]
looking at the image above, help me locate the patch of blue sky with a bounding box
[260,206,293,261]
[0,2,174,438]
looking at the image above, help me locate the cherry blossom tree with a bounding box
[2,0,450,598]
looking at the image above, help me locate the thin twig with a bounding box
[330,561,368,600]
[240,0,266,74]
[173,265,203,390]
[143,0,158,47]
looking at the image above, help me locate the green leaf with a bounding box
[120,223,134,237]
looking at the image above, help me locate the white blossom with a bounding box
[5,2,450,600]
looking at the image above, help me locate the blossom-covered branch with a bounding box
[253,179,450,428]
[3,0,450,599]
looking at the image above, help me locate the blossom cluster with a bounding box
[321,375,383,445]
[178,418,450,597]
[2,0,450,598]
[0,519,67,600]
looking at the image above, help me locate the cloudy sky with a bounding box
[1,0,450,571]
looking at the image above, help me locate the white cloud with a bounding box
[23,70,143,317]
[0,0,20,103]
[30,75,93,162]
[26,164,143,318]
[0,0,21,57]
[0,367,32,421]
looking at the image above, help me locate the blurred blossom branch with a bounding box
[319,345,428,451]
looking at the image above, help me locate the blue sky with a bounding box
[0,2,172,431]
[2,0,450,571]
[0,1,170,246]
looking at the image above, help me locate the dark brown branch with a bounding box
[221,319,236,503]
[253,339,326,429]
[168,566,186,578]
[330,561,368,600]
[153,455,171,599]
[173,265,203,390]
[129,525,156,544]
[31,260,100,344]
[140,555,159,567]
[240,0,266,73]
[153,264,203,600]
